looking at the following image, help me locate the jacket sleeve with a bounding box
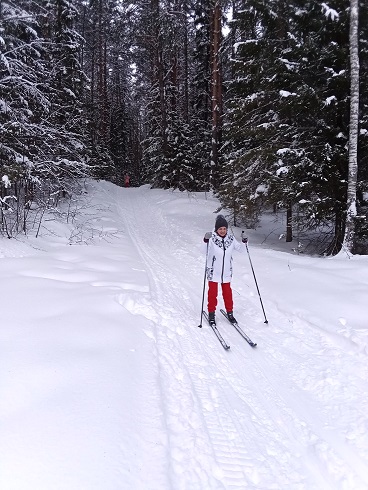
[233,237,245,253]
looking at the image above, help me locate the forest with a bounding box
[1,0,367,254]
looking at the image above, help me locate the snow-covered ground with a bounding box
[0,180,367,490]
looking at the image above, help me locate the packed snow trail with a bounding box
[101,182,368,490]
[0,180,367,490]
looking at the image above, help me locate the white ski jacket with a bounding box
[205,231,243,283]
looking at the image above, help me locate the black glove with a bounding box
[203,232,211,243]
[241,231,248,244]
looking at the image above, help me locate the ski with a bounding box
[202,311,230,350]
[220,309,257,347]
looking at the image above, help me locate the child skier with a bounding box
[203,214,245,326]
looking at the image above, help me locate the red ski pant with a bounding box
[207,281,233,313]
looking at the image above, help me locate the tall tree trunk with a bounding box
[152,0,168,155]
[171,47,178,113]
[210,1,222,187]
[182,4,189,124]
[98,0,108,142]
[80,2,87,71]
[343,0,360,253]
[286,202,293,242]
[326,209,345,256]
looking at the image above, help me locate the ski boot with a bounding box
[208,312,216,326]
[227,311,237,324]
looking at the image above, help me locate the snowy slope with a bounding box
[0,180,367,490]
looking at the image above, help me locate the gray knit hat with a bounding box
[215,214,228,231]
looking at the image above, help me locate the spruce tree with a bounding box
[220,0,367,254]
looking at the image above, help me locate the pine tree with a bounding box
[0,0,88,235]
[80,0,116,179]
[0,1,47,182]
[107,2,140,185]
[37,0,88,183]
[191,0,213,189]
[220,0,302,227]
[136,0,205,190]
[220,0,365,254]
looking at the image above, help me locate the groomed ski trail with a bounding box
[99,182,368,490]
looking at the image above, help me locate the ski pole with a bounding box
[198,235,210,328]
[242,231,268,324]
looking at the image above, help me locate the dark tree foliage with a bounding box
[0,0,87,189]
[136,0,214,191]
[1,0,367,251]
[191,0,213,188]
[220,0,367,254]
[0,1,46,182]
[105,3,140,185]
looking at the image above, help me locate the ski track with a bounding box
[104,184,367,490]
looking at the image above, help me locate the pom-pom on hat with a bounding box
[215,214,228,231]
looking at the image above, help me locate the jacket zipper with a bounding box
[221,238,225,283]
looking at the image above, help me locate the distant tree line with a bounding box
[0,0,367,253]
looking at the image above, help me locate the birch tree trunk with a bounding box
[343,0,359,253]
